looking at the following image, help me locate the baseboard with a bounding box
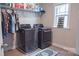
[53,43,76,54]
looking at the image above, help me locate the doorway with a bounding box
[0,8,19,56]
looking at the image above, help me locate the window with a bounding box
[54,4,69,28]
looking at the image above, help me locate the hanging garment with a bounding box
[1,12,6,36]
[1,9,15,36]
[1,11,10,36]
[8,13,15,33]
[4,14,9,33]
[10,15,15,33]
[10,10,19,32]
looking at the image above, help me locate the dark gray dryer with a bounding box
[33,24,52,49]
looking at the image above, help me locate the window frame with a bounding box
[53,3,70,29]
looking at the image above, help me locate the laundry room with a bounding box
[0,3,79,56]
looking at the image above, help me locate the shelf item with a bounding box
[0,3,45,15]
[13,3,24,9]
[12,3,36,9]
[0,3,11,7]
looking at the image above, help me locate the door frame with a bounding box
[0,8,4,56]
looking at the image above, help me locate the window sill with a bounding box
[52,27,70,30]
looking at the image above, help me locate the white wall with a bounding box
[40,3,53,27]
[75,4,79,55]
[40,3,79,54]
[16,11,40,27]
